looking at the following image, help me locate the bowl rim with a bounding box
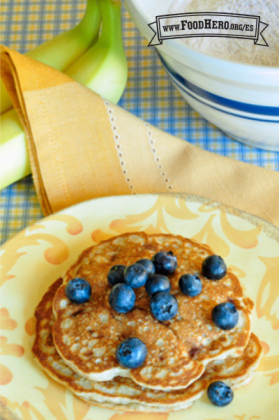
[124,0,279,76]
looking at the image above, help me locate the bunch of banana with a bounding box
[1,0,101,114]
[0,0,128,190]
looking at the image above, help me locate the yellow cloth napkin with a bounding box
[1,45,279,226]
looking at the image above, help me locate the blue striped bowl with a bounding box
[125,0,279,151]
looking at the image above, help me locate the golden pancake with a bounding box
[52,233,253,390]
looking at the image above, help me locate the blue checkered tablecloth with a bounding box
[1,0,279,245]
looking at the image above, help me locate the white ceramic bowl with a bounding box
[125,0,279,151]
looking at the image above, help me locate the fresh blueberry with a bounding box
[151,251,177,275]
[136,259,155,276]
[145,274,171,296]
[207,381,234,407]
[107,264,126,286]
[179,274,202,297]
[65,278,91,304]
[150,292,178,321]
[124,264,148,289]
[116,337,147,369]
[109,284,136,313]
[202,255,227,280]
[212,302,239,330]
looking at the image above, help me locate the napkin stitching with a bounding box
[103,99,135,193]
[145,122,173,191]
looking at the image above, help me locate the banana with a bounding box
[0,110,31,189]
[0,0,127,190]
[66,0,128,104]
[0,0,101,114]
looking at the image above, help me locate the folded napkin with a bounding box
[1,45,279,227]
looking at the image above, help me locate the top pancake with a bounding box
[52,232,254,390]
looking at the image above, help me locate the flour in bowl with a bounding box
[167,0,279,66]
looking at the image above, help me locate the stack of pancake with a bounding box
[32,233,262,412]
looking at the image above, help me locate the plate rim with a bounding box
[1,192,279,249]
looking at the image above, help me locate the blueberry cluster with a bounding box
[108,251,178,322]
[65,255,238,334]
[109,251,177,369]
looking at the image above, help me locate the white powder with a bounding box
[167,0,279,66]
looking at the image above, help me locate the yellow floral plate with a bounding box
[1,194,279,420]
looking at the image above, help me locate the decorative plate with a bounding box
[0,193,278,420]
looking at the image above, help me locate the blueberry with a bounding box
[136,259,155,276]
[152,251,177,275]
[179,274,202,297]
[124,264,148,289]
[207,381,234,407]
[150,292,178,321]
[107,264,126,286]
[65,278,91,304]
[109,284,136,313]
[145,274,171,296]
[202,255,227,280]
[212,302,239,330]
[116,337,147,369]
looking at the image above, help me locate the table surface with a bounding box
[1,0,279,246]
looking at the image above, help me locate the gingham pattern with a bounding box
[0,0,278,245]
